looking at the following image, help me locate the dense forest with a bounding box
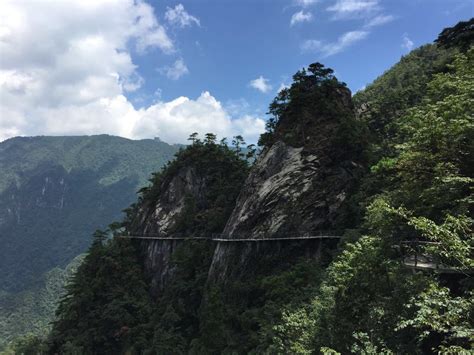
[4,19,473,354]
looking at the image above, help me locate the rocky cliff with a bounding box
[208,67,365,282]
[208,143,356,281]
[132,165,210,297]
[126,142,249,298]
[128,69,365,288]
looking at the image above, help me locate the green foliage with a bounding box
[0,255,83,351]
[272,237,427,353]
[129,134,249,236]
[353,44,458,159]
[2,334,48,355]
[139,139,249,353]
[148,240,216,354]
[194,259,324,354]
[436,18,474,51]
[396,283,474,351]
[49,234,152,354]
[50,137,250,354]
[259,62,368,162]
[273,35,473,355]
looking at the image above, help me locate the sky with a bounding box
[0,0,472,144]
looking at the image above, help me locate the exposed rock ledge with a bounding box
[132,166,209,297]
[209,140,359,282]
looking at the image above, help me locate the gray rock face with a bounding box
[133,166,208,296]
[142,239,183,298]
[136,166,206,236]
[208,140,358,282]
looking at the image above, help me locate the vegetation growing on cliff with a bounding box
[270,35,473,355]
[17,20,473,355]
[259,63,367,162]
[127,134,250,236]
[46,138,250,354]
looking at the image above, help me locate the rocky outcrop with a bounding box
[208,83,362,282]
[131,70,364,290]
[135,166,206,236]
[132,166,210,297]
[208,140,358,281]
[220,141,354,238]
[142,239,183,298]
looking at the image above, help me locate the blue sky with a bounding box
[0,0,472,144]
[130,0,472,106]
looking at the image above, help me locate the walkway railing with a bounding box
[118,234,472,273]
[400,240,473,274]
[118,231,342,242]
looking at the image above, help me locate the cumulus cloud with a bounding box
[402,34,414,50]
[327,0,380,19]
[158,58,189,80]
[290,11,313,26]
[165,4,200,28]
[132,92,265,143]
[249,76,273,93]
[0,0,265,144]
[301,30,368,56]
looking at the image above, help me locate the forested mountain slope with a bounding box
[0,135,179,350]
[49,139,251,354]
[0,135,178,293]
[14,19,473,354]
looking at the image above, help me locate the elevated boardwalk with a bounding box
[118,233,342,242]
[118,234,472,274]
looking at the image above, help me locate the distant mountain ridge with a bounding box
[0,134,179,293]
[0,135,178,193]
[0,135,179,348]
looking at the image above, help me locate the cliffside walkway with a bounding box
[118,233,342,242]
[401,240,473,275]
[118,235,472,274]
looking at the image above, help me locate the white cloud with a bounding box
[159,58,189,80]
[317,1,392,56]
[224,98,251,116]
[365,14,394,28]
[132,92,265,143]
[290,11,313,26]
[402,34,414,50]
[249,76,273,93]
[301,30,368,56]
[165,4,200,28]
[0,0,265,144]
[121,72,145,92]
[327,0,380,19]
[294,0,319,7]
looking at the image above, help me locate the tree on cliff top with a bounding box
[258,62,367,162]
[436,17,474,51]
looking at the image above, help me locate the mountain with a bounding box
[0,135,179,349]
[14,19,474,354]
